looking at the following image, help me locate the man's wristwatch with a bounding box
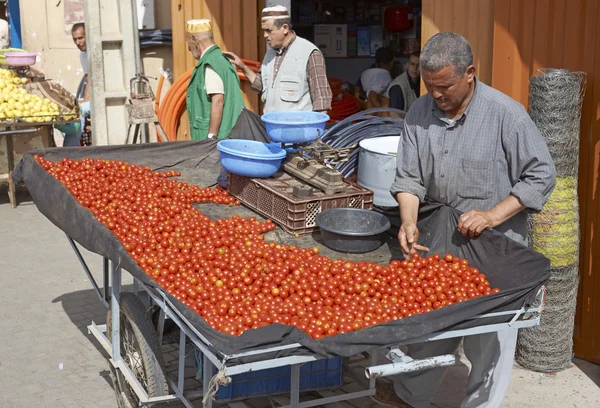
[207,133,216,139]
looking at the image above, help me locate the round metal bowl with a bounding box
[316,208,391,254]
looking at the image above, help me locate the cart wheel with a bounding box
[107,292,169,407]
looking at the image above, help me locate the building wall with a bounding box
[491,0,600,365]
[421,0,495,88]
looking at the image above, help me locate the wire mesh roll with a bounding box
[528,69,586,177]
[516,264,580,372]
[518,69,586,373]
[531,177,580,267]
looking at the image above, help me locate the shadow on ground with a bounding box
[574,358,600,388]
[0,184,34,207]
[51,285,133,389]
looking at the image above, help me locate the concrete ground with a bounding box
[1,188,600,408]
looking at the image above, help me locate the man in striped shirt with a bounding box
[224,5,332,113]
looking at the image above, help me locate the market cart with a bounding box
[20,140,549,408]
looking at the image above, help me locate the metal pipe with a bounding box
[365,354,456,379]
[178,330,186,393]
[66,235,109,308]
[111,265,122,363]
[202,353,213,408]
[290,364,301,408]
[103,257,110,303]
[0,128,38,136]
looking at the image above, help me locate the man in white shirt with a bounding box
[360,47,394,108]
[66,22,90,146]
[0,19,9,49]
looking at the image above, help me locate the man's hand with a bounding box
[222,51,244,69]
[223,51,256,84]
[457,210,498,237]
[398,221,430,260]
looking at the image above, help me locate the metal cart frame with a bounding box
[67,235,545,408]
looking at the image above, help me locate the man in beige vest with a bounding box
[385,52,420,112]
[224,5,332,113]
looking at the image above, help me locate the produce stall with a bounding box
[20,129,550,407]
[0,64,79,207]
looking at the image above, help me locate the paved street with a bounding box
[1,188,600,408]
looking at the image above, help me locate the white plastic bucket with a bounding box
[358,136,401,207]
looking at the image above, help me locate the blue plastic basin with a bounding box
[217,139,286,178]
[261,111,329,144]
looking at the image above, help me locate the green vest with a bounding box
[186,45,244,140]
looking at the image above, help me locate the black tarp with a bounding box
[20,140,549,365]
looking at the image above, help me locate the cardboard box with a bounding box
[314,24,347,58]
[370,25,383,55]
[347,24,357,57]
[357,26,371,56]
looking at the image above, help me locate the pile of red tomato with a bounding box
[36,155,500,339]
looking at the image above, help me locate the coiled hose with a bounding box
[155,59,260,141]
[321,108,406,178]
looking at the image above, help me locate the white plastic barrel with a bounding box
[358,136,401,207]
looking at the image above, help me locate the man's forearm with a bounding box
[368,91,381,108]
[397,192,420,224]
[489,194,527,227]
[208,94,224,136]
[240,64,257,85]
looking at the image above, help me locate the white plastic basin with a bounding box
[358,136,401,207]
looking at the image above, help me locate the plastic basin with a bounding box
[4,52,37,67]
[316,208,391,254]
[217,139,286,178]
[261,111,329,144]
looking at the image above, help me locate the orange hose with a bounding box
[158,59,259,141]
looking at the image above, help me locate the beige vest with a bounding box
[385,72,418,111]
[261,36,318,113]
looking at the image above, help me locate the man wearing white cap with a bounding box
[224,5,332,113]
[185,19,244,140]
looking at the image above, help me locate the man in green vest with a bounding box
[185,19,244,140]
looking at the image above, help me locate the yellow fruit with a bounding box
[19,78,27,85]
[12,77,20,85]
[14,101,23,110]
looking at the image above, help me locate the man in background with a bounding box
[185,19,244,140]
[59,22,90,146]
[0,19,9,49]
[360,47,394,109]
[386,52,420,112]
[224,5,332,113]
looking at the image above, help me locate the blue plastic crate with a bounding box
[194,350,343,400]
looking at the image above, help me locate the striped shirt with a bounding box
[390,79,556,244]
[251,33,332,111]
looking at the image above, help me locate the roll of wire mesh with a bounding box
[517,69,586,373]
